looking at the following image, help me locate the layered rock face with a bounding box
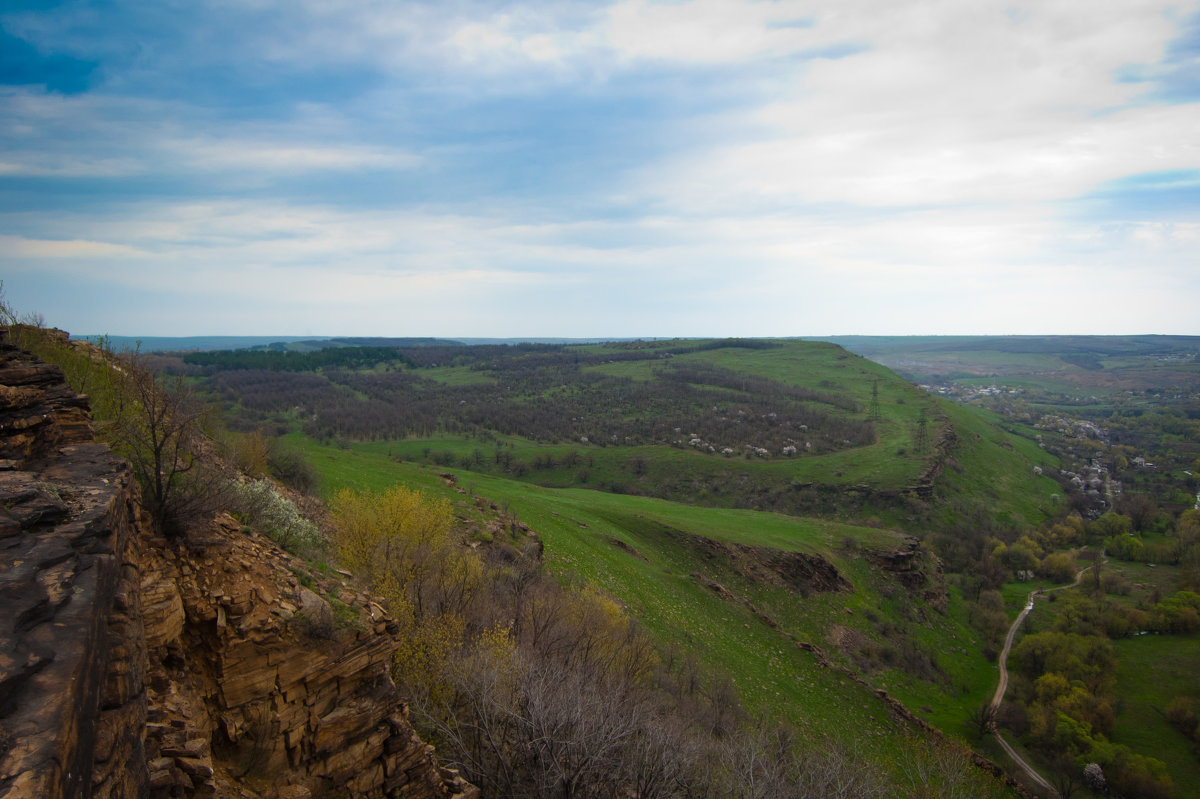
[0,331,148,799]
[866,536,947,614]
[139,514,475,799]
[0,331,474,799]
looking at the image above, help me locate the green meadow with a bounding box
[289,433,1016,757]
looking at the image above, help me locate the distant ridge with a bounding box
[80,335,331,353]
[814,334,1200,356]
[80,335,649,352]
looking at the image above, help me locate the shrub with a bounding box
[1038,552,1077,584]
[231,479,323,556]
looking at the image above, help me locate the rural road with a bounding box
[988,565,1093,798]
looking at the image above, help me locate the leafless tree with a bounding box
[108,352,209,534]
[619,712,701,799]
[794,738,890,799]
[520,661,645,798]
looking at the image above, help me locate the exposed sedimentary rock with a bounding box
[866,535,947,613]
[139,512,475,799]
[0,330,475,799]
[0,330,149,799]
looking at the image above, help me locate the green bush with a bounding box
[231,479,323,556]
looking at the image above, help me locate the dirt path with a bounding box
[988,566,1093,797]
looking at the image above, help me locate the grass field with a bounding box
[1113,634,1200,799]
[932,400,1062,529]
[354,395,1060,532]
[288,432,1016,756]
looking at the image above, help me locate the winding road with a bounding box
[987,565,1094,797]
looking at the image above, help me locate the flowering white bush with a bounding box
[1083,763,1105,791]
[232,478,323,555]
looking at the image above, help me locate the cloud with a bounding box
[605,0,819,63]
[164,138,420,173]
[0,234,145,259]
[627,0,1200,211]
[0,0,1197,336]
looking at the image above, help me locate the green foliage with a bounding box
[1094,511,1134,538]
[1106,532,1147,561]
[1153,592,1200,634]
[1038,552,1078,584]
[231,479,324,556]
[1010,631,1117,693]
[297,435,1014,787]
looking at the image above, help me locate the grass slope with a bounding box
[357,340,1060,531]
[289,434,1013,766]
[932,400,1062,529]
[1112,633,1200,798]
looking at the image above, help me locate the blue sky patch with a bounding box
[0,28,96,92]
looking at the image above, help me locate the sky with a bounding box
[1,0,1198,338]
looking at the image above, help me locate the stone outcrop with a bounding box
[0,330,149,799]
[905,418,957,500]
[139,514,475,799]
[0,330,475,799]
[865,536,947,614]
[643,516,851,596]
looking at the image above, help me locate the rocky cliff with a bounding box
[0,330,475,799]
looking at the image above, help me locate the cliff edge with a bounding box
[0,330,475,799]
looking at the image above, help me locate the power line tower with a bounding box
[868,380,882,422]
[913,409,929,454]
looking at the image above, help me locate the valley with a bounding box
[6,325,1198,798]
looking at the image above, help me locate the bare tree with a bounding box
[520,661,644,799]
[620,712,701,799]
[794,738,890,799]
[108,352,208,534]
[897,737,1010,799]
[415,641,528,798]
[720,723,798,799]
[0,281,45,332]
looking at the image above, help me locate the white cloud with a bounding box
[605,0,818,63]
[627,0,1200,214]
[164,138,420,173]
[0,235,147,259]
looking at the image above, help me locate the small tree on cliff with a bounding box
[107,352,207,535]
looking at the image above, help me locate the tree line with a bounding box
[183,344,413,372]
[201,359,873,459]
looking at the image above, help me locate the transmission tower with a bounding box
[868,380,882,422]
[913,409,929,454]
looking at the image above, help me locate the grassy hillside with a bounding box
[22,324,1193,796]
[187,336,1074,794]
[932,400,1062,528]
[215,337,1067,744]
[1112,634,1200,799]
[289,434,1010,757]
[194,338,1061,531]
